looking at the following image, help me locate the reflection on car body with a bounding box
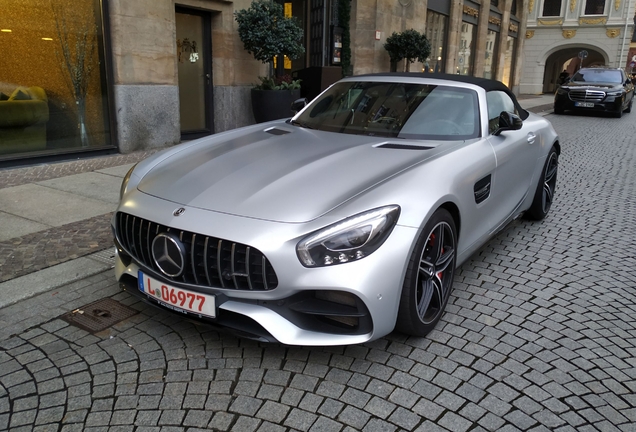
[113,73,560,346]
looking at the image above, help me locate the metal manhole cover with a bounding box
[61,298,138,333]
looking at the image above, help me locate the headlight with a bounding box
[606,91,622,97]
[556,87,569,95]
[119,164,137,200]
[297,205,400,267]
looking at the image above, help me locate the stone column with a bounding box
[474,0,492,77]
[109,0,181,153]
[445,0,464,74]
[511,0,529,94]
[495,0,512,81]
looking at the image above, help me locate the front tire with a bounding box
[554,105,564,115]
[526,147,558,221]
[396,209,457,337]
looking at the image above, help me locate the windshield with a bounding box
[292,82,480,140]
[571,69,623,84]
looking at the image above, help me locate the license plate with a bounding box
[575,102,594,108]
[138,271,216,318]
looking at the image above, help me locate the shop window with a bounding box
[584,0,606,14]
[0,0,112,160]
[424,11,448,73]
[458,22,476,76]
[502,36,517,87]
[542,0,563,16]
[484,30,498,80]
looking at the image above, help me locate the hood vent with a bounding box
[376,143,433,150]
[265,127,291,136]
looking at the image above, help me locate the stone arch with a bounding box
[541,44,609,93]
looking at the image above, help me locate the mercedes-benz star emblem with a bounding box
[173,207,186,216]
[151,233,186,277]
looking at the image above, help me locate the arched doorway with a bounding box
[542,47,606,93]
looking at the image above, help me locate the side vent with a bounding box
[265,127,291,136]
[474,174,492,204]
[376,143,433,150]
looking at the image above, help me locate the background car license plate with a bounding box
[138,272,216,318]
[575,102,594,108]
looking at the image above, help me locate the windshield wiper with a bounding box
[289,119,314,129]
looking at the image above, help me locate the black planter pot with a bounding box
[251,89,301,123]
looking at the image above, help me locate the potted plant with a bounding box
[383,29,431,73]
[234,0,305,123]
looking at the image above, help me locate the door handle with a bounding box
[527,132,536,144]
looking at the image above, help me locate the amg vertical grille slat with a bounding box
[137,219,146,265]
[245,247,253,290]
[191,234,199,285]
[217,240,226,288]
[231,243,238,289]
[124,214,132,253]
[262,256,268,290]
[203,237,212,286]
[115,212,278,291]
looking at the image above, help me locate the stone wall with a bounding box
[109,0,265,153]
[351,0,428,74]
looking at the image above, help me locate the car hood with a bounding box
[137,124,444,223]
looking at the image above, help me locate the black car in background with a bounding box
[554,67,634,118]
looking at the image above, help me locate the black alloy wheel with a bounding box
[526,147,558,220]
[396,209,457,337]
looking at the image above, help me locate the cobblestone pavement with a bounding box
[1,111,635,432]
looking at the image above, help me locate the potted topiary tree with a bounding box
[383,29,431,73]
[235,0,305,123]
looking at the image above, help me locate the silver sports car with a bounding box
[113,73,559,346]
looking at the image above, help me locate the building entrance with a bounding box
[176,7,214,140]
[543,47,606,93]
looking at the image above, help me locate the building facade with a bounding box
[520,0,635,94]
[1,0,528,164]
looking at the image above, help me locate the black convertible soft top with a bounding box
[355,72,529,120]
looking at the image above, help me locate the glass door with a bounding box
[175,7,213,140]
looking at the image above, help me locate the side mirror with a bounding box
[291,98,308,114]
[493,111,523,136]
[626,79,632,86]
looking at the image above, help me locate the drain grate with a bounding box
[61,298,138,333]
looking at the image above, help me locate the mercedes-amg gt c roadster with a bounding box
[113,73,560,346]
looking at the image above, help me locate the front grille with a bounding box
[115,212,278,291]
[569,89,605,103]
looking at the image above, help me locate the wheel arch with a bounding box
[552,140,561,155]
[439,201,461,241]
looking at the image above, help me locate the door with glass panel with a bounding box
[175,7,213,140]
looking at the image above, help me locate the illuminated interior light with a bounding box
[0,29,12,32]
[41,37,53,41]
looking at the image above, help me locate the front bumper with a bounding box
[112,193,417,346]
[554,93,623,113]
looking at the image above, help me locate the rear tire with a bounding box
[396,209,457,337]
[626,99,632,113]
[526,147,558,221]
